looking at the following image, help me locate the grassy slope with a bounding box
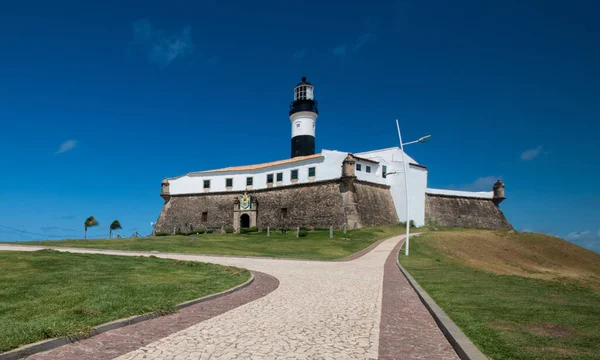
[0,250,250,352]
[21,227,404,260]
[400,230,600,360]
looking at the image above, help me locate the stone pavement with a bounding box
[1,236,458,359]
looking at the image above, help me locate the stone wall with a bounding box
[155,193,235,233]
[155,179,399,233]
[353,181,398,227]
[425,194,513,230]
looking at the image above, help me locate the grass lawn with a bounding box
[0,250,250,352]
[400,230,600,360]
[20,226,405,260]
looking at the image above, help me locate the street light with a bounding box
[396,119,430,256]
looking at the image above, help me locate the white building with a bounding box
[159,77,506,230]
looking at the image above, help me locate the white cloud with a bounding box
[447,176,501,192]
[293,49,307,59]
[132,19,194,66]
[563,230,600,253]
[55,140,77,154]
[352,33,375,53]
[520,146,543,161]
[566,230,591,240]
[332,43,347,57]
[333,32,375,58]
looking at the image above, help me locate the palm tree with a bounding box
[109,220,122,239]
[84,216,99,240]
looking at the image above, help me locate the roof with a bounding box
[295,76,313,87]
[352,155,380,164]
[185,153,324,176]
[354,146,419,166]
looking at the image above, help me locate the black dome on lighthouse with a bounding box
[295,76,313,87]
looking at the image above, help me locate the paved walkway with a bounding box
[1,236,458,359]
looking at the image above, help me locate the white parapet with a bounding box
[426,188,494,199]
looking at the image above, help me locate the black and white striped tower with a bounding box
[289,76,318,158]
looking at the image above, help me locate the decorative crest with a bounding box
[239,192,251,210]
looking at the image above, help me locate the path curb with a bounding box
[0,272,255,360]
[396,255,488,360]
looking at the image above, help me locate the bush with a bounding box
[240,226,258,234]
[155,231,169,236]
[398,221,417,228]
[299,226,310,231]
[205,229,214,234]
[224,227,235,233]
[192,227,206,234]
[425,218,440,231]
[175,229,187,236]
[298,230,308,237]
[313,226,330,231]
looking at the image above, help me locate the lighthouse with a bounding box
[289,77,318,158]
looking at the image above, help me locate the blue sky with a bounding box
[0,0,598,252]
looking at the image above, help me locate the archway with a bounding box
[240,213,250,228]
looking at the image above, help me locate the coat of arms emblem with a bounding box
[239,193,251,210]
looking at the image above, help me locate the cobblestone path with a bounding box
[1,236,458,359]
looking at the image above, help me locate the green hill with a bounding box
[401,229,600,360]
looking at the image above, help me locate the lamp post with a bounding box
[396,119,430,256]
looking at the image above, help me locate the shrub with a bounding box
[192,227,206,234]
[240,226,259,234]
[398,221,417,228]
[205,229,214,234]
[313,226,330,231]
[299,226,310,231]
[224,227,235,233]
[175,229,187,236]
[425,218,440,231]
[298,230,308,237]
[155,231,169,237]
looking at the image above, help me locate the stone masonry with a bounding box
[425,194,513,230]
[155,179,398,233]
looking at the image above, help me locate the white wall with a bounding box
[168,150,348,195]
[426,188,493,199]
[357,147,428,226]
[291,111,317,137]
[355,161,386,185]
[166,146,430,226]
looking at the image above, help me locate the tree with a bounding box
[84,216,99,240]
[109,220,122,239]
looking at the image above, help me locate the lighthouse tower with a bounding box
[289,77,318,158]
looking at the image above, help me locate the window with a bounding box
[382,165,387,178]
[308,167,316,177]
[203,180,210,189]
[296,122,300,128]
[276,172,283,182]
[295,86,307,100]
[225,178,233,188]
[281,208,288,219]
[246,177,253,186]
[356,163,362,171]
[267,174,274,184]
[366,166,371,173]
[202,212,208,222]
[291,169,298,180]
